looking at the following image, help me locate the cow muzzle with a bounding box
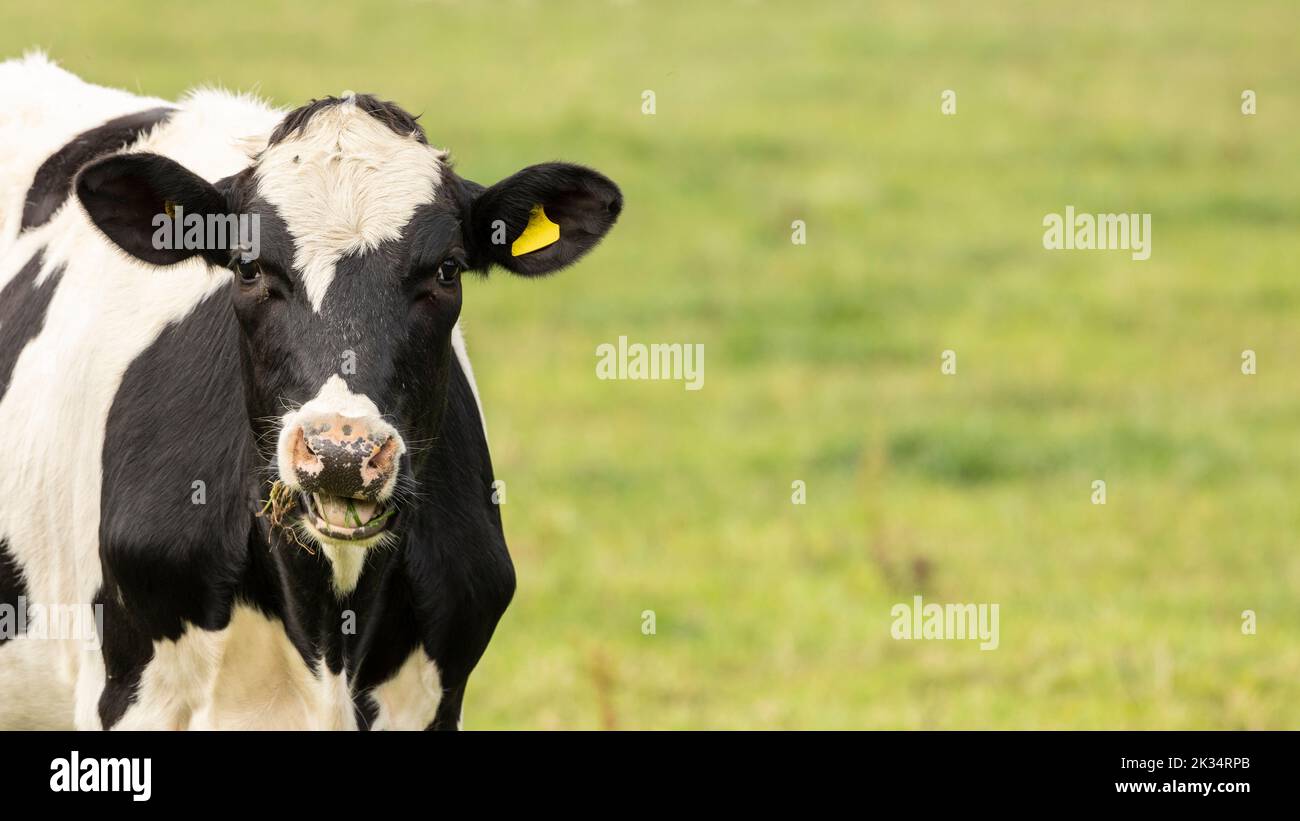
[279,410,404,543]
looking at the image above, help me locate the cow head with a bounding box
[76,94,621,550]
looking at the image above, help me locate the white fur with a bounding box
[193,606,357,730]
[253,97,445,312]
[0,637,75,728]
[319,541,371,597]
[114,624,227,730]
[452,323,487,441]
[367,649,442,730]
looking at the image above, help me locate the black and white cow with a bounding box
[0,53,620,729]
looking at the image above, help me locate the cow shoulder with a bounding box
[403,347,515,689]
[99,288,251,640]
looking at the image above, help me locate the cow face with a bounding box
[76,95,621,550]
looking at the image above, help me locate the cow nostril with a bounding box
[288,416,398,495]
[291,426,317,463]
[367,435,399,475]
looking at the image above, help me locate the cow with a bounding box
[0,53,621,729]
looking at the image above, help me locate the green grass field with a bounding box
[5,0,1298,729]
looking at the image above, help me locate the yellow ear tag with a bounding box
[511,204,560,257]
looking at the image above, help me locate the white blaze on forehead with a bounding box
[254,99,445,312]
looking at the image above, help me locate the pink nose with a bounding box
[286,414,400,499]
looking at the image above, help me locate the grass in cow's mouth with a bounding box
[258,480,296,526]
[301,491,396,542]
[258,481,396,549]
[257,480,315,554]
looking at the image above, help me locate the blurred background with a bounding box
[4,0,1297,729]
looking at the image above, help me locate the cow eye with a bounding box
[234,260,262,286]
[436,258,462,285]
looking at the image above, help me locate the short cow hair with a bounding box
[267,93,428,146]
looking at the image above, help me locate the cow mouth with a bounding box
[300,492,395,541]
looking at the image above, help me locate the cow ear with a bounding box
[467,162,622,276]
[76,153,231,267]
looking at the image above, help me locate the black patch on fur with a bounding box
[0,249,65,400]
[99,288,251,642]
[22,107,173,230]
[0,539,26,643]
[95,583,153,728]
[267,95,426,147]
[400,351,516,691]
[429,685,465,730]
[95,287,253,726]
